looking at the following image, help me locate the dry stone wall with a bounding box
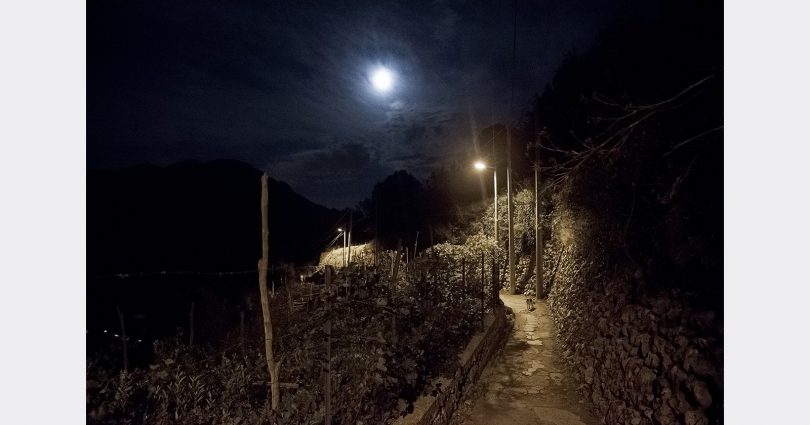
[547,207,723,425]
[394,306,513,425]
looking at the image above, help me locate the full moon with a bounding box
[370,67,394,93]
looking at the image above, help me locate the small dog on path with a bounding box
[525,297,536,312]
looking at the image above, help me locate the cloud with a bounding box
[88,0,661,207]
[267,142,370,183]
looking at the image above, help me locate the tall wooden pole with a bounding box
[325,267,333,425]
[116,306,128,372]
[507,126,516,294]
[259,174,280,410]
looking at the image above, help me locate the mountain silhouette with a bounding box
[87,159,343,275]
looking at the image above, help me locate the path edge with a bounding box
[393,305,514,425]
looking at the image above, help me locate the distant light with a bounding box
[371,67,394,93]
[474,161,487,171]
[103,330,108,333]
[337,228,343,232]
[137,339,143,343]
[113,334,119,338]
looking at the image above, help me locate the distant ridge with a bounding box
[87,160,343,274]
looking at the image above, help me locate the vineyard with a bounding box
[86,238,503,425]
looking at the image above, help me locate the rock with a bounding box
[660,352,673,372]
[654,404,676,425]
[584,366,594,384]
[688,381,713,409]
[675,392,691,414]
[645,353,660,369]
[638,334,651,357]
[668,366,688,384]
[636,367,657,388]
[689,355,716,381]
[683,410,708,425]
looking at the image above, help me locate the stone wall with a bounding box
[393,306,513,425]
[547,204,723,425]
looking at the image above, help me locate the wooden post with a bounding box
[461,258,466,305]
[491,258,500,307]
[481,253,485,326]
[188,301,195,348]
[286,279,293,314]
[325,267,333,425]
[116,306,128,372]
[259,174,281,411]
[429,225,434,257]
[239,310,246,357]
[391,314,397,344]
[391,240,402,284]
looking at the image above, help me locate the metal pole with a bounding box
[535,163,542,298]
[343,231,347,267]
[507,127,516,295]
[493,171,498,241]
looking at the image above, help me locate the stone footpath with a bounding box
[450,294,597,425]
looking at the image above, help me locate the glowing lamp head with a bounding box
[474,161,487,171]
[370,67,394,93]
[337,228,343,233]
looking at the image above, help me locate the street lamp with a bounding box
[473,161,498,241]
[337,228,346,267]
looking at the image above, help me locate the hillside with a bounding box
[87,159,343,274]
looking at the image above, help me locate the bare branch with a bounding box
[664,125,723,156]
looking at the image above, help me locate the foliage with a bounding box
[88,248,489,425]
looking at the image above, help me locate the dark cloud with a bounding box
[88,0,660,207]
[265,141,391,208]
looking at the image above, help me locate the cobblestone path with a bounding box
[450,294,598,425]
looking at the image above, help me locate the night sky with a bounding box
[88,0,658,208]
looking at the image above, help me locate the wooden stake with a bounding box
[461,258,466,305]
[325,266,332,425]
[239,310,245,357]
[188,301,195,348]
[116,306,128,372]
[481,253,485,326]
[259,174,281,411]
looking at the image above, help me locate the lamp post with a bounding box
[337,228,346,267]
[506,127,516,295]
[474,161,498,241]
[534,163,542,298]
